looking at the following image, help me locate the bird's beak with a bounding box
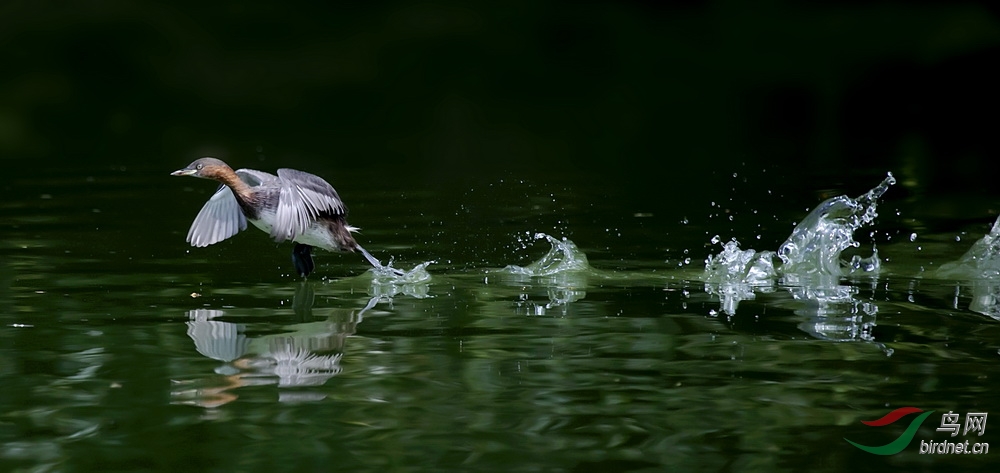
[171,168,197,176]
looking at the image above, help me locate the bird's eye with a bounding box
[196,163,204,170]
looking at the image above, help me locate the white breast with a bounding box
[248,216,347,252]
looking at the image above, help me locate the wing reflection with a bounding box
[185,309,249,362]
[172,278,411,408]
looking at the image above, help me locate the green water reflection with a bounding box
[2,164,999,473]
[4,2,1000,470]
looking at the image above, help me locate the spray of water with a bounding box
[937,216,1000,280]
[369,259,434,284]
[494,233,593,315]
[706,172,894,282]
[503,233,592,276]
[934,216,1000,320]
[362,254,434,306]
[777,173,894,277]
[703,172,896,321]
[702,240,777,316]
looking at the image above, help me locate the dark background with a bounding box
[2,0,998,198]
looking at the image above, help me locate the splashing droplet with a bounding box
[776,172,895,277]
[502,233,591,277]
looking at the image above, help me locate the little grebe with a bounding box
[171,157,392,277]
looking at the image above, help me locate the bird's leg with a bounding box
[292,243,315,277]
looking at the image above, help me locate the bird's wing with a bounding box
[271,168,347,242]
[186,184,247,247]
[236,169,278,187]
[185,169,276,247]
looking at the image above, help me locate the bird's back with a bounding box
[233,167,351,246]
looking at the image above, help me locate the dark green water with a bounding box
[2,162,998,472]
[4,1,1000,471]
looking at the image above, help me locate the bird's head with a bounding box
[171,157,232,179]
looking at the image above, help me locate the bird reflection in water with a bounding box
[172,283,382,408]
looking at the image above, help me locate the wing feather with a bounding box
[186,184,247,247]
[185,170,277,247]
[271,168,347,242]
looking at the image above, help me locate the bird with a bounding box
[171,157,396,277]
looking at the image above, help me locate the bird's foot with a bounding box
[292,244,315,277]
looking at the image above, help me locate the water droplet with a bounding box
[909,233,917,242]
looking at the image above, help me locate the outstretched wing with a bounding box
[186,184,247,247]
[185,169,277,247]
[271,168,347,242]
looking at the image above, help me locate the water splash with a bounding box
[496,233,592,315]
[968,281,1000,321]
[703,239,777,315]
[703,173,896,321]
[369,260,434,300]
[503,233,592,276]
[777,172,894,277]
[937,216,1000,280]
[370,259,434,284]
[704,240,778,285]
[934,216,1000,320]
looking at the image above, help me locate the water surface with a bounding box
[2,163,998,472]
